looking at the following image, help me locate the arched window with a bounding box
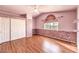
[44,14,58,30]
[45,14,56,22]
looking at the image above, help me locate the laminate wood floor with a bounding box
[0,35,77,53]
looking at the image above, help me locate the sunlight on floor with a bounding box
[43,40,61,53]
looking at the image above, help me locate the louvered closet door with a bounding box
[0,17,10,43]
[11,18,26,40]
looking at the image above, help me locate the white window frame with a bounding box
[44,22,59,30]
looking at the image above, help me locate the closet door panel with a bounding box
[0,17,10,43]
[11,18,26,40]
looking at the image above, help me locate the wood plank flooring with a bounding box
[0,35,77,53]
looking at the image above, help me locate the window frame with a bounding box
[44,22,59,30]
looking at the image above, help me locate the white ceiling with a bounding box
[0,5,77,16]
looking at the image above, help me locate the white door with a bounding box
[0,17,10,44]
[11,18,26,40]
[0,17,26,43]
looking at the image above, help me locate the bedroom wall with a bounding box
[26,13,33,37]
[35,10,77,31]
[77,6,79,52]
[33,10,77,43]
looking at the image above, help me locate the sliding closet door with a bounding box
[0,17,10,43]
[11,18,26,40]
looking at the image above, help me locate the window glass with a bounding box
[44,22,58,30]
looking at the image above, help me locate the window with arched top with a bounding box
[44,14,59,30]
[45,14,56,22]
